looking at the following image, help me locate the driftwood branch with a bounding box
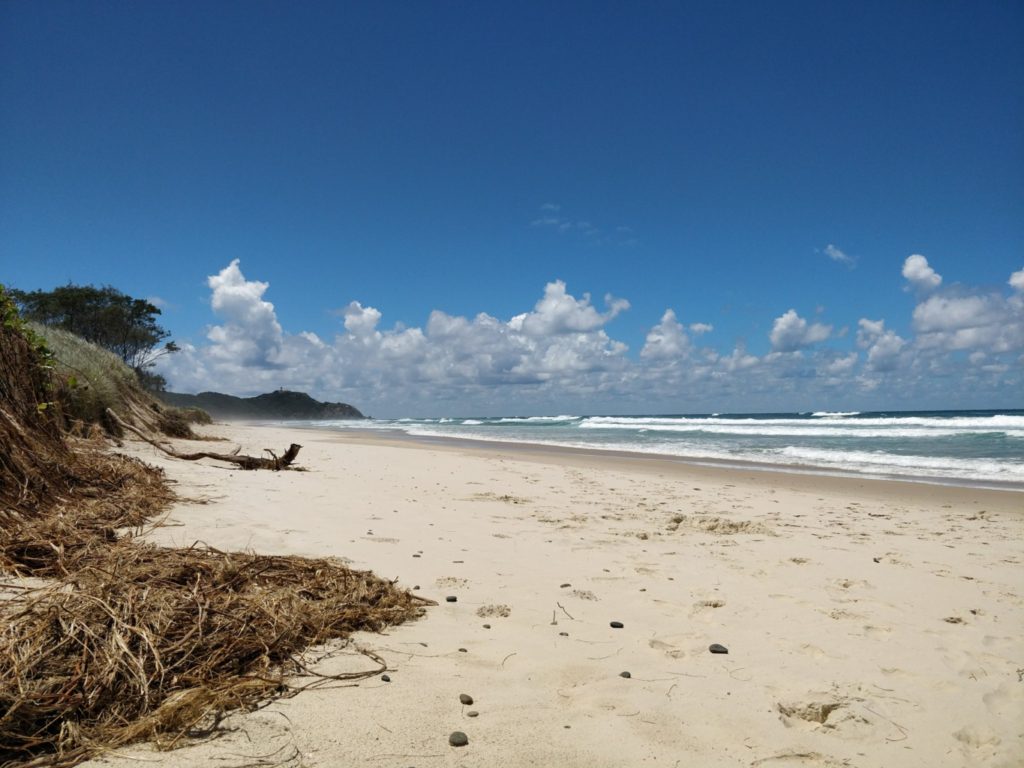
[105,408,302,470]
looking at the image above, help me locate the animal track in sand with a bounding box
[476,604,511,618]
[435,577,469,588]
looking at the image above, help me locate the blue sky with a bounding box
[2,1,1022,416]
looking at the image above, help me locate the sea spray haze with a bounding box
[308,410,1024,487]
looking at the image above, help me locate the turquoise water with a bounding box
[308,409,1024,487]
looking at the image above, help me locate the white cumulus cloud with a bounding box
[509,280,628,336]
[769,309,832,352]
[902,254,942,292]
[641,309,690,359]
[157,256,1023,415]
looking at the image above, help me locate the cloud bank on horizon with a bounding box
[159,257,1024,417]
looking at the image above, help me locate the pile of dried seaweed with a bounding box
[2,544,427,766]
[1,288,430,767]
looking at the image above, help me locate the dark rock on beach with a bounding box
[459,693,474,705]
[449,731,469,747]
[709,643,729,654]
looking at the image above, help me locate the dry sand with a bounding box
[84,423,1023,768]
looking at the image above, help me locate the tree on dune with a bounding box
[8,283,178,389]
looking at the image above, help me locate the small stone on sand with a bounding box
[458,647,467,652]
[467,710,479,717]
[709,643,729,654]
[459,693,474,705]
[446,596,457,603]
[381,674,391,682]
[620,671,631,678]
[449,731,469,747]
[483,623,491,629]
[610,621,624,629]
[559,631,568,636]
[560,583,571,588]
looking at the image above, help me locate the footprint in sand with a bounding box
[776,696,871,735]
[475,604,511,618]
[953,724,1002,756]
[690,599,726,617]
[648,636,688,659]
[435,576,469,588]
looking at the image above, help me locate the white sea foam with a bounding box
[811,410,861,417]
[779,446,1024,480]
[580,415,1024,433]
[496,415,579,423]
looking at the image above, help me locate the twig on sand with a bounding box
[501,652,518,668]
[863,705,909,742]
[557,602,576,620]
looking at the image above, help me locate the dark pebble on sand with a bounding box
[459,693,474,705]
[446,596,457,603]
[413,585,420,590]
[449,731,469,747]
[458,648,467,652]
[412,553,420,558]
[560,583,571,588]
[381,674,391,682]
[467,710,479,718]
[709,643,729,654]
[559,631,568,636]
[610,621,624,629]
[619,671,631,678]
[483,623,491,629]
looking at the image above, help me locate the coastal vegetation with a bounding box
[8,284,178,391]
[0,287,428,767]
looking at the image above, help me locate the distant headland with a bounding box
[158,389,364,420]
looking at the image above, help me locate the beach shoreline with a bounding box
[85,421,1024,768]
[298,422,1024,495]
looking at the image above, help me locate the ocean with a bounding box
[306,409,1024,489]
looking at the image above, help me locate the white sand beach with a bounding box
[86,423,1024,768]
